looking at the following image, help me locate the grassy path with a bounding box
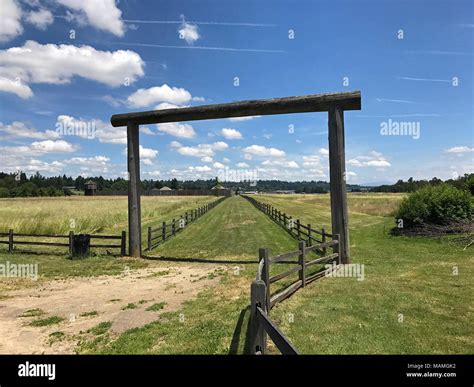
[150,196,297,261]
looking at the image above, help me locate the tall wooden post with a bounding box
[328,106,350,264]
[127,122,142,258]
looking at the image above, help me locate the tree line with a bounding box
[0,171,472,197]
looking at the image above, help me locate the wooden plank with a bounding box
[270,280,302,308]
[269,265,301,284]
[256,307,299,355]
[111,91,361,127]
[127,121,142,258]
[90,244,121,248]
[305,239,338,253]
[260,248,270,311]
[269,249,300,263]
[13,233,69,238]
[13,241,69,247]
[89,235,122,240]
[250,280,268,354]
[306,253,339,267]
[328,106,350,264]
[299,240,306,287]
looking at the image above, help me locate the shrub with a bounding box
[395,184,472,228]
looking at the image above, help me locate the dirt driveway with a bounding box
[0,264,224,354]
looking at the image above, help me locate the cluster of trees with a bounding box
[371,174,474,194]
[0,171,472,198]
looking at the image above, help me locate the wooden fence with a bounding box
[146,196,227,251]
[242,195,330,247]
[0,230,126,256]
[248,233,341,354]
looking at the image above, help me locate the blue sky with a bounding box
[0,0,472,184]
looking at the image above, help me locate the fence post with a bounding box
[296,219,300,238]
[283,213,287,228]
[185,211,188,224]
[249,279,267,354]
[8,229,13,253]
[298,240,306,287]
[147,227,152,251]
[172,219,176,235]
[307,224,312,246]
[121,231,126,256]
[162,221,166,241]
[333,234,340,264]
[68,230,74,255]
[259,247,270,311]
[322,228,327,256]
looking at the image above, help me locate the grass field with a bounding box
[0,193,472,354]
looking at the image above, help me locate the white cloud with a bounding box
[0,140,77,156]
[0,76,32,99]
[228,115,260,122]
[25,9,53,30]
[56,115,126,144]
[445,146,474,154]
[157,122,196,138]
[190,165,212,172]
[319,148,329,157]
[127,84,192,108]
[220,128,243,140]
[348,151,391,168]
[302,155,322,168]
[0,0,23,42]
[0,121,59,139]
[0,41,144,98]
[155,102,181,110]
[262,159,299,168]
[213,162,225,169]
[56,0,125,36]
[201,156,213,163]
[237,162,249,168]
[178,22,200,44]
[243,145,285,158]
[171,141,228,158]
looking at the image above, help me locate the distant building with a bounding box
[275,190,295,194]
[84,180,97,196]
[160,186,172,191]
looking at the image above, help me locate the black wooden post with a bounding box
[121,231,126,256]
[69,230,74,255]
[296,219,301,238]
[162,221,166,241]
[172,219,176,235]
[328,106,350,264]
[321,228,327,256]
[250,279,267,354]
[8,229,13,253]
[185,211,188,224]
[259,247,270,311]
[333,234,341,264]
[307,224,312,246]
[127,121,142,258]
[298,240,306,287]
[147,226,152,251]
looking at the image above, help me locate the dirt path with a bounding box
[0,264,224,354]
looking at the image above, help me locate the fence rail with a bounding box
[249,236,340,355]
[242,195,331,248]
[0,230,126,256]
[146,197,227,251]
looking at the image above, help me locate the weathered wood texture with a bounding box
[127,122,142,258]
[111,91,361,127]
[328,107,350,264]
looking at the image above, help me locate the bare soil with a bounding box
[0,264,224,354]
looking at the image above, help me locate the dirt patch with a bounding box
[0,264,224,354]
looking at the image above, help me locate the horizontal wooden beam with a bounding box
[111,91,361,127]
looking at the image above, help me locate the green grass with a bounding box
[29,315,64,327]
[82,194,472,354]
[20,308,45,318]
[152,196,296,261]
[146,302,167,312]
[2,194,472,354]
[122,303,137,310]
[80,311,98,317]
[88,321,112,336]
